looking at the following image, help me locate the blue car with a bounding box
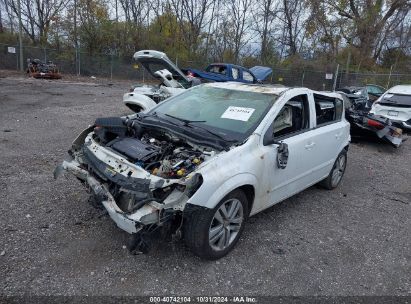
[184,63,272,84]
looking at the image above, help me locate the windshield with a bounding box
[149,85,277,141]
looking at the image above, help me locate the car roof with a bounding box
[204,82,343,99]
[387,85,411,95]
[205,82,289,95]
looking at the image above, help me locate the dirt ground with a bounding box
[0,75,410,297]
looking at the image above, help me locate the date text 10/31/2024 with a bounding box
[149,296,257,303]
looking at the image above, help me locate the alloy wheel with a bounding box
[209,198,244,251]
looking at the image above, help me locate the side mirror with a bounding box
[276,142,289,169]
[263,133,289,169]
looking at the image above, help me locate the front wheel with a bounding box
[320,150,347,190]
[184,189,249,260]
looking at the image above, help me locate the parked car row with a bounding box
[337,85,406,147]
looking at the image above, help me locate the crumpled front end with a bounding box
[55,159,147,234]
[54,122,206,252]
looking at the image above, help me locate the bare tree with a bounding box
[252,0,279,63]
[169,0,212,56]
[276,0,306,57]
[226,0,252,63]
[5,0,69,43]
[324,0,411,62]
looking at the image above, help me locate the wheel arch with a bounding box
[188,173,258,212]
[123,93,157,113]
[237,184,255,215]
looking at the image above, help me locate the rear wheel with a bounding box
[184,189,248,260]
[320,150,347,190]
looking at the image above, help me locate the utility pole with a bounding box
[333,64,339,91]
[387,65,393,88]
[17,0,23,71]
[115,0,118,21]
[74,0,79,75]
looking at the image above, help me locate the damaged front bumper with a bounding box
[55,158,192,236]
[55,160,147,234]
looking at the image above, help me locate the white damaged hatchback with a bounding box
[55,82,350,259]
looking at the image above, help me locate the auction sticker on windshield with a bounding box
[221,106,255,121]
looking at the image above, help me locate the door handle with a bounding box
[305,142,315,150]
[335,132,342,139]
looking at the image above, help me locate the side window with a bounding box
[367,85,384,95]
[208,65,226,75]
[273,94,310,138]
[314,94,343,126]
[242,70,254,82]
[232,68,239,79]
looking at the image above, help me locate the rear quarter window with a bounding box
[242,71,254,82]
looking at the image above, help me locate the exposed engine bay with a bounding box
[92,116,213,179]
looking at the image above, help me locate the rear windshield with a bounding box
[380,93,411,106]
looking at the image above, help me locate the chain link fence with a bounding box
[1,43,410,90]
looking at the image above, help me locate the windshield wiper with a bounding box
[164,113,206,126]
[188,122,237,143]
[164,114,234,142]
[143,111,181,127]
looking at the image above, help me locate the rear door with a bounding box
[307,93,347,181]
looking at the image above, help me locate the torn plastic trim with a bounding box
[345,109,403,147]
[72,126,95,151]
[82,146,163,191]
[375,126,403,147]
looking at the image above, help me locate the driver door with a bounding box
[255,93,317,213]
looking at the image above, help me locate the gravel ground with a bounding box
[0,76,410,296]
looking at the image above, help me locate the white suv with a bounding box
[55,82,350,259]
[370,85,411,130]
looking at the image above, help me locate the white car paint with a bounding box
[58,82,350,235]
[123,50,195,112]
[370,84,411,129]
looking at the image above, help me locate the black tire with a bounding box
[184,189,249,260]
[319,149,347,190]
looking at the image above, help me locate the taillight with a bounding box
[367,119,384,130]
